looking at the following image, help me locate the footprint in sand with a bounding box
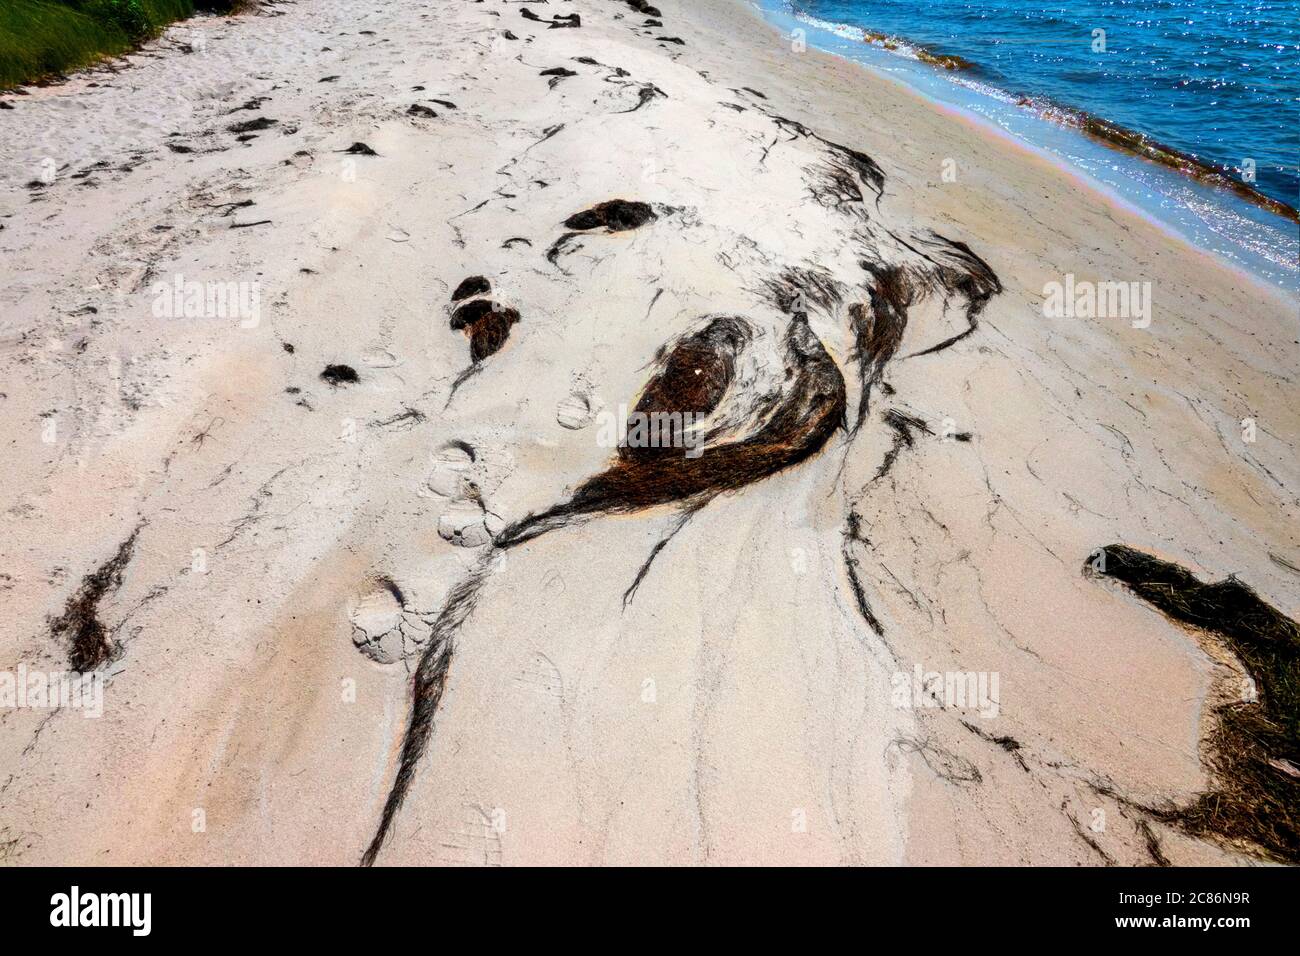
[514,651,563,700]
[555,391,594,430]
[425,440,476,498]
[437,497,504,548]
[425,440,503,548]
[362,346,399,368]
[348,576,426,665]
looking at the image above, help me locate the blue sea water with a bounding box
[753,0,1300,292]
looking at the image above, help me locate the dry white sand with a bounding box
[0,0,1296,866]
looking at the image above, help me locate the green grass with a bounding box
[0,0,234,90]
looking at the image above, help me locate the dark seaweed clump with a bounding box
[50,525,141,671]
[227,116,277,135]
[618,317,747,462]
[450,299,520,362]
[320,364,359,385]
[1080,117,1300,225]
[546,200,661,271]
[451,275,491,301]
[496,314,846,548]
[1088,544,1300,863]
[563,199,656,232]
[618,0,661,17]
[521,9,580,28]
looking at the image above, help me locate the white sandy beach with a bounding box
[0,0,1296,866]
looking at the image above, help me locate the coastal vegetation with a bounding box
[0,0,241,89]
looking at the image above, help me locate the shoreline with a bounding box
[775,26,1299,310]
[759,0,1300,296]
[781,3,1299,223]
[0,0,1295,865]
[769,0,1300,221]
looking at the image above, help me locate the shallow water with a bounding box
[756,0,1300,293]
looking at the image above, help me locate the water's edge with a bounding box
[752,0,1300,297]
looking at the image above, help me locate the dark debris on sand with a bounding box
[320,364,360,385]
[541,67,578,89]
[547,200,661,271]
[50,525,142,672]
[450,298,520,363]
[226,116,278,134]
[619,0,662,17]
[563,199,657,231]
[451,275,491,301]
[1088,544,1300,863]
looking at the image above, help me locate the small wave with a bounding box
[789,5,1299,225]
[792,10,975,70]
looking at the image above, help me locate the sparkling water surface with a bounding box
[756,0,1300,293]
